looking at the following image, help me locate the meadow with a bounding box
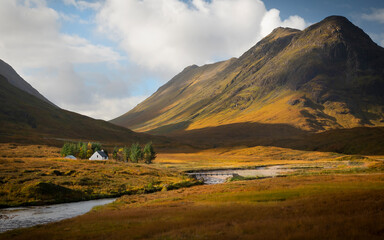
[0,144,198,207]
[2,174,383,239]
[1,142,383,239]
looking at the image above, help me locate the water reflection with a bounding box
[0,198,115,233]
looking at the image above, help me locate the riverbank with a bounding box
[2,173,383,239]
[0,198,116,233]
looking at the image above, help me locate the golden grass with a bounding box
[154,145,354,171]
[2,174,384,240]
[0,144,197,207]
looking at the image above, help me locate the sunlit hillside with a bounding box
[112,16,384,140]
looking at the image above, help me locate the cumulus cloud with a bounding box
[0,0,128,120]
[0,0,119,70]
[362,8,384,23]
[97,0,307,78]
[0,0,307,120]
[69,95,147,120]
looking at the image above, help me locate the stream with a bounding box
[188,165,293,184]
[0,198,116,233]
[0,165,292,233]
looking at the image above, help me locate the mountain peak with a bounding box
[113,16,384,135]
[321,15,350,24]
[305,15,373,43]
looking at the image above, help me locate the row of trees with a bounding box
[60,141,156,164]
[112,142,156,164]
[60,142,103,159]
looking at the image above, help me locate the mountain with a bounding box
[0,61,162,146]
[0,60,56,107]
[112,16,384,139]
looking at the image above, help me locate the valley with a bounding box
[1,15,384,239]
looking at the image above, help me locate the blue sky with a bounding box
[0,0,383,120]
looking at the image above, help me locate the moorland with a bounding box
[1,15,384,239]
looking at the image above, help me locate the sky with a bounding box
[0,0,384,120]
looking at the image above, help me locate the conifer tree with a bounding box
[130,143,142,163]
[143,142,156,164]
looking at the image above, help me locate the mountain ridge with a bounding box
[111,16,384,137]
[0,59,56,107]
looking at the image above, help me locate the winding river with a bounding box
[0,198,116,233]
[0,165,292,233]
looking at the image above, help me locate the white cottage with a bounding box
[89,150,109,160]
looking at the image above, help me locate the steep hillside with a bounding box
[0,60,55,106]
[0,68,161,146]
[112,16,384,137]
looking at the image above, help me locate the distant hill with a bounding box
[111,16,384,154]
[0,61,162,146]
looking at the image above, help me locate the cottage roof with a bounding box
[97,150,108,158]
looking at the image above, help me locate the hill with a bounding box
[0,60,55,106]
[112,16,384,136]
[0,62,163,146]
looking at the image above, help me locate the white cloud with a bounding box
[0,0,124,120]
[97,0,307,78]
[362,8,384,24]
[67,95,147,120]
[0,0,119,70]
[0,0,308,121]
[260,9,306,36]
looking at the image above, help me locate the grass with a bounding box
[0,144,199,207]
[1,142,383,239]
[2,174,383,240]
[154,145,361,171]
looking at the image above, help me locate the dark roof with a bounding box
[97,150,108,158]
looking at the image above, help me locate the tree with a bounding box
[86,149,93,158]
[112,147,118,160]
[129,143,142,163]
[78,142,87,159]
[143,142,156,164]
[122,147,130,162]
[91,142,102,152]
[60,143,71,156]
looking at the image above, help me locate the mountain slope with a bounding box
[0,64,160,146]
[112,16,384,137]
[0,60,56,107]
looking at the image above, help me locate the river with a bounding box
[0,198,116,233]
[0,165,291,233]
[188,165,293,184]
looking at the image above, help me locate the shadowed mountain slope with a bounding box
[0,64,163,146]
[0,60,56,107]
[112,16,384,138]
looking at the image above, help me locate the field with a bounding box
[0,144,198,207]
[2,174,384,240]
[154,145,381,171]
[1,142,384,239]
